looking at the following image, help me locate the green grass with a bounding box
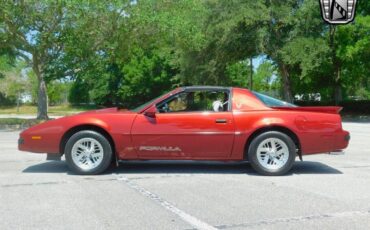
[0,104,99,116]
[0,118,46,126]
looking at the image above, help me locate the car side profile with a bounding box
[18,86,350,176]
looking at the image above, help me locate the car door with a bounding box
[131,89,235,159]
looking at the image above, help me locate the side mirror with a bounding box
[144,105,157,118]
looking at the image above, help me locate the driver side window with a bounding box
[157,90,229,113]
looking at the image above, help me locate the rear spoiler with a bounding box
[273,106,343,114]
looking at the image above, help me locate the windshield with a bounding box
[130,92,169,112]
[253,92,296,107]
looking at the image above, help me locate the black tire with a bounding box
[248,131,296,176]
[65,130,113,175]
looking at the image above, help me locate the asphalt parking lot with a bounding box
[1,122,370,230]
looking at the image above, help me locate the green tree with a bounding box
[176,0,265,87]
[336,15,370,100]
[59,0,194,107]
[48,80,71,105]
[254,61,279,93]
[258,0,325,102]
[0,60,29,110]
[2,0,368,109]
[68,78,90,105]
[226,61,250,88]
[0,1,67,119]
[118,47,176,108]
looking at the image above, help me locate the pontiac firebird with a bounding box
[18,86,350,176]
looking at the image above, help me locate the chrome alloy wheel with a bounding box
[71,138,104,170]
[256,138,290,170]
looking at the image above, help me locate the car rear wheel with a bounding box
[248,131,296,176]
[65,130,113,175]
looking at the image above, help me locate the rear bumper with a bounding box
[345,132,351,141]
[334,130,350,150]
[330,150,345,155]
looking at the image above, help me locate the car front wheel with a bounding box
[65,130,113,175]
[248,131,296,176]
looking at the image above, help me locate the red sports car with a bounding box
[18,86,350,176]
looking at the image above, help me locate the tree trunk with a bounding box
[334,65,342,105]
[32,58,48,120]
[249,57,253,90]
[334,84,342,104]
[16,92,20,113]
[37,77,48,120]
[278,62,293,103]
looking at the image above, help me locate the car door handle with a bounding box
[215,119,227,124]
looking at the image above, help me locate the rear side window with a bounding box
[253,92,296,107]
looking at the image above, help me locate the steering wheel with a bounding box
[162,103,170,112]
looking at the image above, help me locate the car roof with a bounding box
[182,86,232,91]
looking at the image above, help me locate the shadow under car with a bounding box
[22,160,342,175]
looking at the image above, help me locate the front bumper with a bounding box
[18,131,60,153]
[18,137,24,146]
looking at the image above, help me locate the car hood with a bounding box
[78,107,134,115]
[20,107,135,136]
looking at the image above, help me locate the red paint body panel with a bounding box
[131,112,235,159]
[18,87,350,161]
[273,106,343,114]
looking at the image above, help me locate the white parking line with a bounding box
[114,174,218,230]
